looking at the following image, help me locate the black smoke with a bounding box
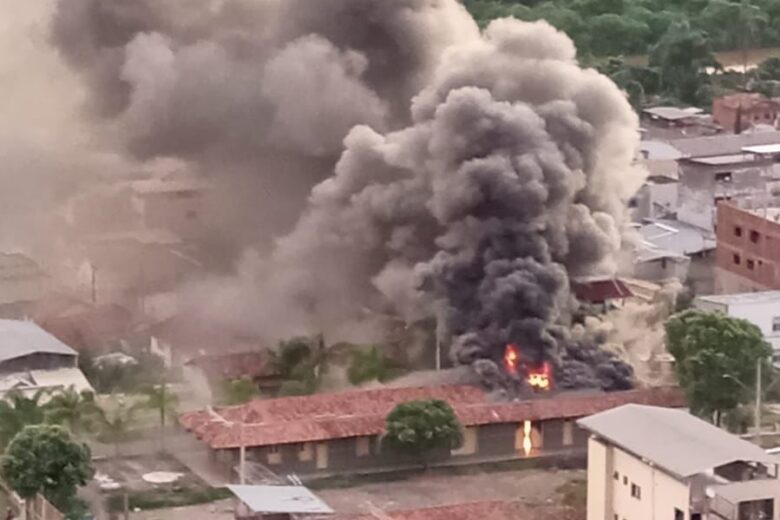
[48,1,644,391]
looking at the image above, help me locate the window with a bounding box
[623,476,628,485]
[773,317,780,333]
[675,508,684,520]
[631,483,642,499]
[751,230,760,243]
[269,445,280,453]
[613,471,619,480]
[715,172,733,183]
[748,259,756,270]
[735,226,743,237]
[734,254,742,265]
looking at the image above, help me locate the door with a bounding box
[316,442,328,470]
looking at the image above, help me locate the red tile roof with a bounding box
[336,501,580,520]
[572,278,633,303]
[180,385,685,450]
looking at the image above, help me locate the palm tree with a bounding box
[95,400,137,458]
[141,382,178,453]
[44,387,100,436]
[0,389,47,449]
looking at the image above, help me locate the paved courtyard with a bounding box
[130,468,584,519]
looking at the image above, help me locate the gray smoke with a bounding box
[48,1,645,390]
[50,0,478,247]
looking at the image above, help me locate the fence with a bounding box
[0,478,64,520]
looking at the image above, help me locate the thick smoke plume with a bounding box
[48,0,645,390]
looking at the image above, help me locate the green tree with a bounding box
[756,57,780,80]
[45,388,100,436]
[384,400,463,468]
[0,390,47,449]
[649,20,717,105]
[218,378,260,405]
[1,425,93,515]
[347,346,400,385]
[587,14,650,56]
[141,382,178,453]
[96,400,137,457]
[666,309,771,425]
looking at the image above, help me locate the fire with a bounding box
[503,344,552,391]
[503,343,520,376]
[522,420,533,455]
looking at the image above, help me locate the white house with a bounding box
[695,291,780,359]
[579,404,780,520]
[0,319,93,398]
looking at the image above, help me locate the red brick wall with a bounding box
[716,203,780,289]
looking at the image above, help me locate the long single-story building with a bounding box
[180,385,685,480]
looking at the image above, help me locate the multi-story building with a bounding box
[715,202,780,293]
[713,93,780,133]
[695,291,780,362]
[580,404,780,520]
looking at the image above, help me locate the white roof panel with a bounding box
[0,320,77,364]
[696,291,780,306]
[743,144,780,155]
[578,405,776,478]
[227,485,333,515]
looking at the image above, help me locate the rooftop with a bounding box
[571,277,633,303]
[0,253,45,281]
[181,386,685,449]
[577,404,776,478]
[0,320,78,364]
[643,106,704,121]
[227,485,333,515]
[743,143,780,155]
[684,153,758,166]
[638,219,716,256]
[696,291,780,306]
[669,131,780,158]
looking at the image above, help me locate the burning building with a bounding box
[34,0,645,392]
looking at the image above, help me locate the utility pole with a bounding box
[434,301,448,371]
[239,406,246,485]
[755,359,762,437]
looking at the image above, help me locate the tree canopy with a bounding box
[666,309,772,424]
[1,425,93,514]
[384,400,463,465]
[218,377,261,405]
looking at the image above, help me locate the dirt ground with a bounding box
[129,468,584,519]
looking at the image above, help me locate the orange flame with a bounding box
[503,344,552,391]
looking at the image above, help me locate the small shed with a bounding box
[227,485,333,520]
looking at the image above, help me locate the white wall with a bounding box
[587,437,690,520]
[697,295,780,354]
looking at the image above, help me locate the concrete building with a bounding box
[180,386,684,481]
[579,404,780,520]
[713,93,780,133]
[0,253,47,319]
[130,175,210,241]
[695,291,780,361]
[0,319,93,397]
[637,219,716,294]
[677,150,780,232]
[715,202,780,293]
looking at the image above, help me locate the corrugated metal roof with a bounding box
[639,219,716,256]
[712,478,780,504]
[227,485,333,514]
[696,291,780,306]
[670,131,780,159]
[0,320,77,364]
[578,404,776,478]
